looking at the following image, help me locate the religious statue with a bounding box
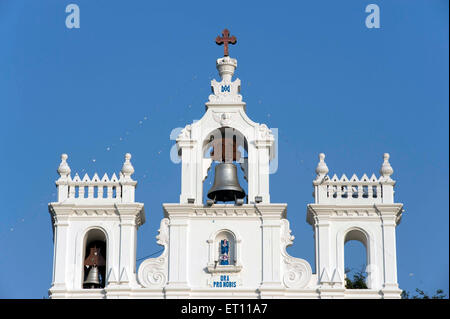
[219,239,230,265]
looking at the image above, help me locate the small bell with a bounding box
[84,266,101,288]
[83,245,105,289]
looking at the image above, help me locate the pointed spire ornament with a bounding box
[121,153,134,180]
[57,154,71,179]
[107,268,117,284]
[331,268,343,284]
[315,153,329,182]
[120,268,129,283]
[380,153,394,181]
[320,268,331,284]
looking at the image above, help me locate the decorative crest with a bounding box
[216,29,237,57]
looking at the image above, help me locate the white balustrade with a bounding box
[313,153,395,204]
[55,153,137,203]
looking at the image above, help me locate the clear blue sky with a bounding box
[0,0,448,298]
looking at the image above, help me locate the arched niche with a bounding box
[343,228,369,289]
[82,228,107,289]
[216,230,235,266]
[207,229,242,273]
[177,108,274,204]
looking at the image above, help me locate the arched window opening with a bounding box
[203,127,248,205]
[344,229,368,289]
[83,229,107,289]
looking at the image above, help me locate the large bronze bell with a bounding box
[84,266,101,288]
[207,162,245,203]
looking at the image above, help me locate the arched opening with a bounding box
[82,228,107,289]
[203,127,248,204]
[344,229,368,289]
[215,230,236,266]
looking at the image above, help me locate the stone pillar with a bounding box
[177,136,196,204]
[256,143,271,204]
[165,213,190,297]
[117,204,143,287]
[315,216,332,286]
[261,220,282,286]
[259,205,286,297]
[50,214,70,294]
[377,204,403,298]
[253,125,273,204]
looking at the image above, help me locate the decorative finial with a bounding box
[121,153,135,179]
[315,153,329,181]
[380,152,393,180]
[216,29,237,57]
[57,153,71,178]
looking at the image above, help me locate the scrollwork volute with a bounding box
[137,218,169,288]
[280,219,312,289]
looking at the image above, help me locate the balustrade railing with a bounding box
[313,153,395,204]
[54,153,137,203]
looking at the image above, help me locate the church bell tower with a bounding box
[48,29,404,299]
[48,153,145,298]
[136,29,312,298]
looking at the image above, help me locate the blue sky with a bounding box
[0,0,448,298]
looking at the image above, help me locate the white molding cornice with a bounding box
[48,202,145,226]
[163,203,287,219]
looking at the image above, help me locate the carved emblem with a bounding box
[212,112,235,126]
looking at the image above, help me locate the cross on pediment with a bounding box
[216,29,237,57]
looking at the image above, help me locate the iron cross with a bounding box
[216,29,237,56]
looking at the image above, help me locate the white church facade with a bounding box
[48,30,404,299]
